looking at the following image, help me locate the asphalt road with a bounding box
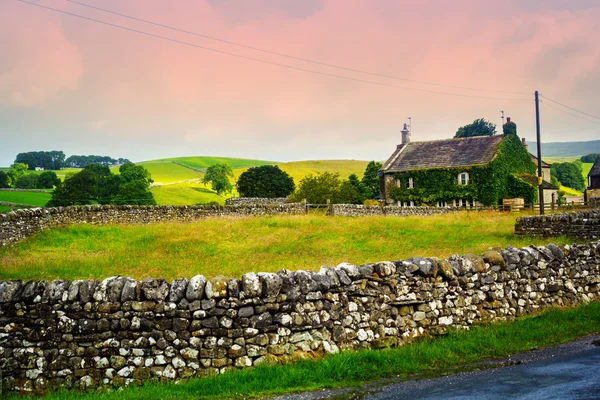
[273,334,600,400]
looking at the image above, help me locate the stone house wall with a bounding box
[1,241,599,393]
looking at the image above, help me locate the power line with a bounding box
[541,101,600,125]
[541,95,600,120]
[15,0,530,101]
[67,0,530,96]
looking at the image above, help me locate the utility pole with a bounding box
[500,110,505,126]
[535,91,544,215]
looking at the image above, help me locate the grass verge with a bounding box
[0,212,577,281]
[0,191,52,207]
[12,302,600,400]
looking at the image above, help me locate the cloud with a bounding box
[0,2,83,107]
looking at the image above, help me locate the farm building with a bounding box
[378,124,557,207]
[585,157,600,204]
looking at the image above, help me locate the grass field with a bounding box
[10,302,600,400]
[0,190,52,206]
[126,161,203,185]
[151,183,225,205]
[0,205,11,212]
[144,156,275,171]
[0,212,575,281]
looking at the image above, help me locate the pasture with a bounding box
[0,190,52,206]
[0,211,574,281]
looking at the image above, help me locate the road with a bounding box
[274,335,600,400]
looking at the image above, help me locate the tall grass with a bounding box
[0,212,574,281]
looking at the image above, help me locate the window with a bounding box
[437,201,446,207]
[458,172,469,185]
[461,199,468,207]
[408,177,414,189]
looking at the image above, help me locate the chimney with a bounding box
[401,123,410,145]
[506,117,511,124]
[521,138,528,152]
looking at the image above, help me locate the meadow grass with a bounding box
[130,161,203,185]
[145,156,275,171]
[0,211,575,281]
[12,302,600,400]
[0,205,11,213]
[0,191,52,206]
[151,183,225,205]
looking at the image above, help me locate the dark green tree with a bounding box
[454,118,497,138]
[84,163,111,179]
[112,180,156,205]
[47,169,98,206]
[361,161,383,199]
[551,161,586,191]
[202,164,234,196]
[37,171,60,189]
[581,154,600,163]
[119,162,153,186]
[237,165,295,198]
[0,171,9,188]
[289,172,342,204]
[15,174,39,189]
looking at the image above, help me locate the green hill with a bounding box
[529,139,600,158]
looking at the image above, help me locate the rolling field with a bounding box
[0,190,52,206]
[151,183,225,205]
[0,211,575,281]
[143,156,274,171]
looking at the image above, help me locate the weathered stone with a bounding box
[169,278,188,302]
[374,261,396,277]
[205,275,228,299]
[258,272,283,297]
[141,278,170,301]
[481,251,505,268]
[242,272,262,297]
[186,275,206,301]
[121,278,138,302]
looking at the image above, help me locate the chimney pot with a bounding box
[506,117,511,124]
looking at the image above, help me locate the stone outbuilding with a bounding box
[585,157,600,205]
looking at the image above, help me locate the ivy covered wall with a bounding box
[387,134,537,206]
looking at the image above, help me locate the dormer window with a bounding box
[458,172,469,185]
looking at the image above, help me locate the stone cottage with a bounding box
[585,157,600,204]
[378,124,556,207]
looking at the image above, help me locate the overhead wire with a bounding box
[66,0,530,96]
[541,95,600,120]
[15,0,531,101]
[541,101,600,125]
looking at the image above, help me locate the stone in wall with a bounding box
[0,241,599,393]
[330,204,462,217]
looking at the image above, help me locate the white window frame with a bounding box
[408,177,414,189]
[458,172,469,185]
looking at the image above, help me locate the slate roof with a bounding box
[589,158,600,177]
[514,174,559,190]
[529,153,551,168]
[381,135,505,173]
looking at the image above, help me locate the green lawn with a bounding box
[0,190,52,206]
[10,302,600,400]
[0,212,575,281]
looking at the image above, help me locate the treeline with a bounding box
[14,151,130,170]
[580,154,600,163]
[15,151,65,170]
[47,163,155,206]
[202,161,382,204]
[64,155,131,168]
[0,164,59,189]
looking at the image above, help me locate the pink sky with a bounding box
[1,0,599,165]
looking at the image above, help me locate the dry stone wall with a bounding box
[331,204,462,217]
[1,241,599,393]
[515,210,600,240]
[0,204,306,247]
[225,198,288,206]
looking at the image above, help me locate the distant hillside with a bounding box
[529,140,600,158]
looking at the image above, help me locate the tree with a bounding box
[15,174,39,189]
[454,118,497,138]
[119,162,153,186]
[237,165,295,198]
[581,154,600,163]
[47,169,98,206]
[551,161,586,192]
[289,172,342,204]
[0,171,9,188]
[361,161,383,199]
[202,164,234,196]
[6,163,28,187]
[112,180,156,205]
[15,151,65,170]
[37,171,60,189]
